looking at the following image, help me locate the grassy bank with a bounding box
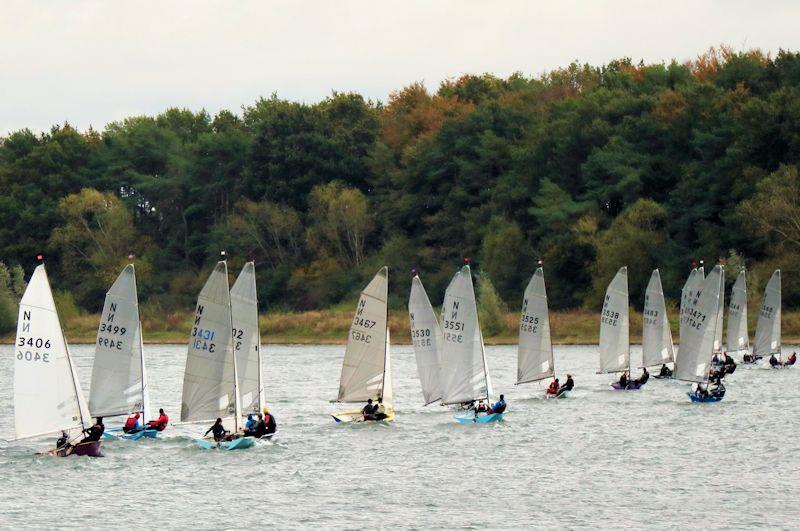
[7,308,800,345]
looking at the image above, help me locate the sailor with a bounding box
[709,376,726,398]
[769,354,780,368]
[264,407,277,435]
[488,394,506,414]
[659,364,672,377]
[204,418,229,442]
[558,374,574,396]
[361,398,376,420]
[695,383,709,399]
[784,352,797,367]
[145,408,169,431]
[79,417,105,444]
[546,378,560,395]
[634,367,649,386]
[244,414,255,431]
[123,412,141,433]
[619,371,629,389]
[56,430,70,450]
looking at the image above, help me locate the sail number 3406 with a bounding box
[16,336,51,362]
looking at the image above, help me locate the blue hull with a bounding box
[122,429,158,440]
[196,436,256,450]
[454,412,505,423]
[610,381,646,390]
[687,392,723,403]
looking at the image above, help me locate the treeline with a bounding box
[2,45,800,325]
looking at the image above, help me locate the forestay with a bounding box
[181,261,240,427]
[516,267,554,384]
[335,267,390,404]
[440,265,492,405]
[713,268,725,353]
[674,265,723,383]
[727,269,749,354]
[230,262,264,414]
[14,264,91,439]
[408,275,443,406]
[754,269,781,359]
[598,267,629,374]
[642,269,674,367]
[89,264,150,420]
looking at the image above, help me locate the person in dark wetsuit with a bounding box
[361,399,375,420]
[619,372,629,388]
[695,383,709,399]
[659,364,672,377]
[56,430,70,450]
[372,398,388,420]
[204,418,229,442]
[770,354,780,368]
[264,408,277,435]
[79,417,104,444]
[558,374,574,396]
[634,367,649,386]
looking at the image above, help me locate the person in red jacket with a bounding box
[145,408,169,431]
[123,412,141,433]
[546,378,559,396]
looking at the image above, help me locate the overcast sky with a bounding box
[1,0,798,135]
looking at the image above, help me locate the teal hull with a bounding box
[102,429,159,441]
[196,436,256,450]
[454,412,505,423]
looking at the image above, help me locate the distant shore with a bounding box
[5,308,799,346]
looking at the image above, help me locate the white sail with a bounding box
[230,262,264,414]
[335,267,390,404]
[14,264,91,439]
[440,265,491,405]
[408,275,443,405]
[598,267,629,374]
[713,267,725,353]
[674,265,723,383]
[754,269,781,359]
[88,264,149,420]
[642,269,674,367]
[516,267,554,384]
[181,261,240,429]
[727,269,749,354]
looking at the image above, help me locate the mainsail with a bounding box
[335,267,391,404]
[674,265,723,383]
[516,267,554,384]
[408,275,443,406]
[89,264,150,420]
[754,269,781,360]
[713,267,725,354]
[642,269,674,367]
[230,262,264,414]
[727,269,749,354]
[679,268,699,356]
[440,265,492,405]
[598,267,629,374]
[14,264,91,439]
[180,261,241,430]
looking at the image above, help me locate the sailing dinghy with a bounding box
[753,270,781,366]
[14,262,101,457]
[642,269,674,376]
[408,274,443,406]
[89,264,156,441]
[675,266,725,402]
[599,268,642,390]
[331,267,394,423]
[516,267,559,397]
[440,265,503,423]
[181,260,254,450]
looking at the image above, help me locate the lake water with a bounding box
[0,343,798,529]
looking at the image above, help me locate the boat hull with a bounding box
[102,428,159,441]
[687,392,724,403]
[546,391,570,399]
[610,381,646,390]
[331,408,395,423]
[454,412,505,423]
[54,441,103,457]
[196,436,255,450]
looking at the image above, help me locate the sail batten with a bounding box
[180,261,239,425]
[335,267,390,404]
[89,264,150,420]
[440,265,491,405]
[642,269,674,367]
[754,270,781,359]
[674,266,723,383]
[408,275,443,405]
[14,264,91,439]
[598,267,629,374]
[516,267,554,384]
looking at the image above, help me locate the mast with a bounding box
[222,253,242,432]
[380,275,389,402]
